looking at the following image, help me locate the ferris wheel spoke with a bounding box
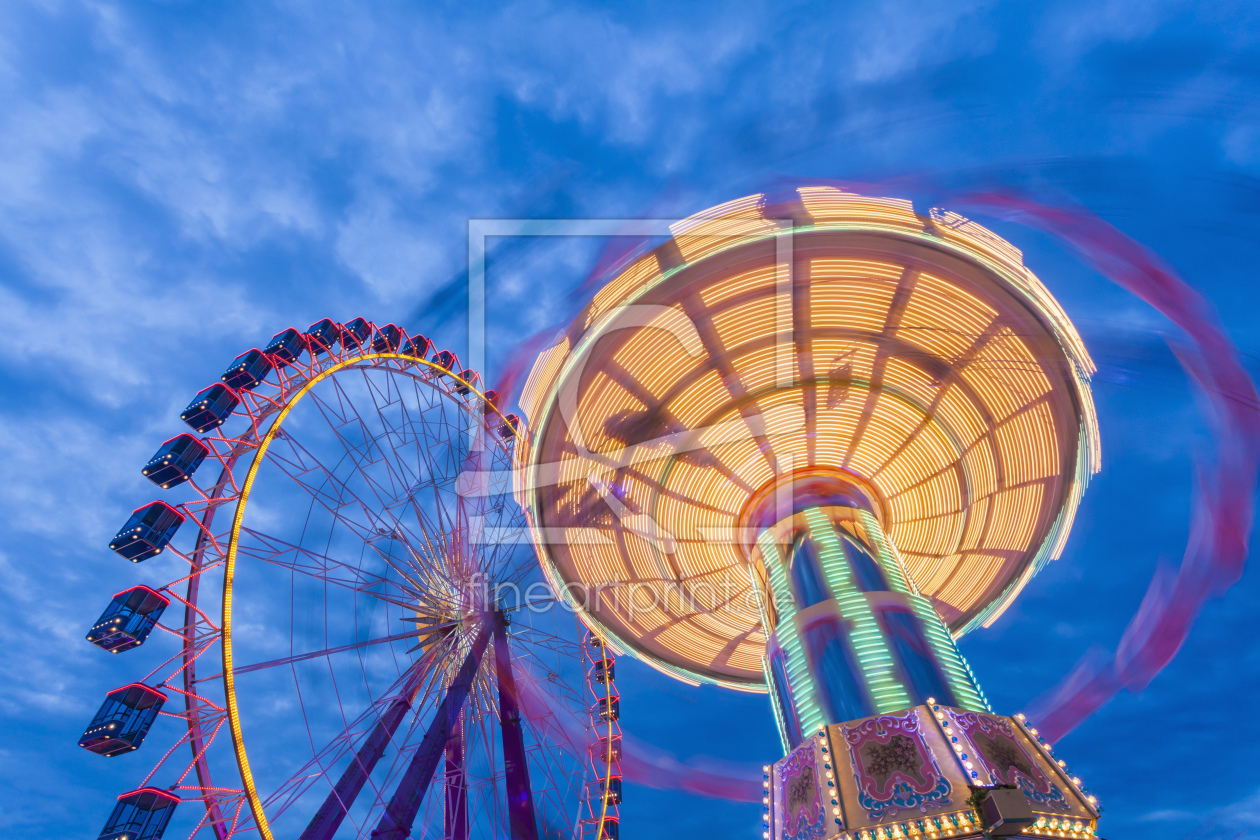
[344,646,466,832]
[292,395,448,543]
[483,539,535,582]
[236,528,427,611]
[508,631,576,666]
[519,722,584,804]
[294,636,454,840]
[392,496,465,590]
[268,431,408,546]
[358,367,429,500]
[332,439,472,593]
[508,620,584,653]
[406,377,461,462]
[346,444,419,532]
[310,375,377,456]
[317,375,427,513]
[525,713,586,777]
[487,549,542,588]
[285,630,459,778]
[415,470,459,557]
[204,624,458,682]
[398,525,461,597]
[512,668,586,716]
[353,465,469,602]
[362,535,454,611]
[367,455,519,614]
[255,641,440,828]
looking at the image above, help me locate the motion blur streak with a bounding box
[514,664,762,802]
[965,193,1260,743]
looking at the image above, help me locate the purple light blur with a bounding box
[961,193,1260,743]
[514,665,762,802]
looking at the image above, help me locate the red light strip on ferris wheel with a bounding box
[584,630,621,840]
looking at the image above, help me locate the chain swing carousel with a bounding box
[515,187,1105,839]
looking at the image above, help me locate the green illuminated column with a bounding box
[749,493,988,751]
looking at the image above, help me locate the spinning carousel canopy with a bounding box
[515,188,1099,690]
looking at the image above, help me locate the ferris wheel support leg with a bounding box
[300,676,423,840]
[444,715,467,840]
[372,623,491,840]
[494,613,540,840]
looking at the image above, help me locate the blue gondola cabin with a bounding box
[432,349,457,371]
[597,815,619,840]
[596,776,623,805]
[402,334,431,359]
[499,414,520,440]
[264,327,306,367]
[79,684,167,757]
[591,657,615,685]
[109,502,184,562]
[142,434,208,490]
[180,383,239,433]
[481,389,501,416]
[594,696,619,723]
[453,369,478,395]
[97,787,179,840]
[342,317,371,349]
[306,318,340,355]
[87,586,169,653]
[596,734,622,762]
[371,323,403,353]
[221,348,274,391]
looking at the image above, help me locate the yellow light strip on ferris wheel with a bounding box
[222,352,509,840]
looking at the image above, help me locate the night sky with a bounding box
[3,2,1260,838]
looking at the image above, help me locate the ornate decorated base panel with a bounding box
[762,705,1100,840]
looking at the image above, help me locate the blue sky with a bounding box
[2,1,1259,838]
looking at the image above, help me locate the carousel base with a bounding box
[762,704,1101,840]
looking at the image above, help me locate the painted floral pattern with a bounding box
[843,710,952,821]
[951,712,1070,811]
[779,740,827,840]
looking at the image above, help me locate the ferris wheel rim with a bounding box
[218,351,519,840]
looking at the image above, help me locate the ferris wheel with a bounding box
[81,317,613,840]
